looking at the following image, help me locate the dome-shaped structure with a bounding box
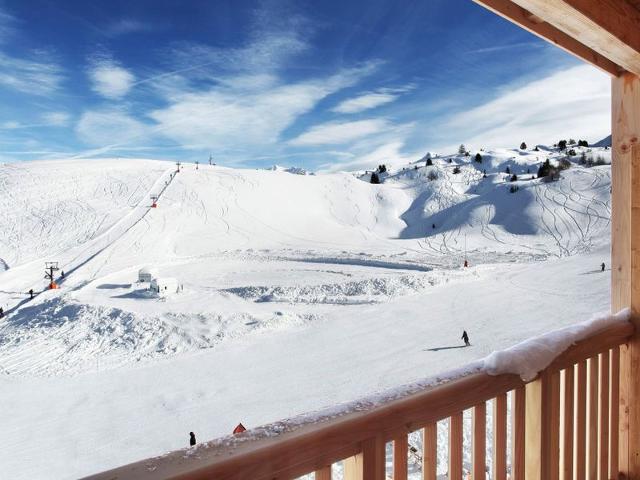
[138,267,155,283]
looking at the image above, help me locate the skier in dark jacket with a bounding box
[461,330,470,346]
[601,262,606,272]
[189,432,196,446]
[29,289,34,299]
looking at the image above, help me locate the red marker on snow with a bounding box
[233,423,246,434]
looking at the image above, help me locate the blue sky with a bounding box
[0,0,611,171]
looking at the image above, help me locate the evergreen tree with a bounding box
[452,166,461,174]
[520,142,527,150]
[475,153,482,163]
[458,144,466,155]
[510,173,518,182]
[558,140,567,150]
[537,159,552,178]
[426,158,433,166]
[505,166,511,174]
[370,172,380,184]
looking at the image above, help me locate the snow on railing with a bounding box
[85,311,633,480]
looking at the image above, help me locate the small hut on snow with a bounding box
[138,267,155,283]
[150,277,180,296]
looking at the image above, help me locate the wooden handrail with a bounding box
[84,321,633,480]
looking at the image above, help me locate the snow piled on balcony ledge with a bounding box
[484,308,632,381]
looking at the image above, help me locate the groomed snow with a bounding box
[0,146,616,478]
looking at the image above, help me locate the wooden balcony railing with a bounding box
[86,320,633,480]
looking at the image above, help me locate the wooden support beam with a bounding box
[609,347,620,478]
[612,71,640,480]
[472,403,487,480]
[471,0,621,76]
[506,0,640,76]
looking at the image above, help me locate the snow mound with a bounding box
[483,308,631,381]
[265,165,311,175]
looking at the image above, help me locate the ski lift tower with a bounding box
[195,160,199,170]
[209,154,213,166]
[45,261,60,289]
[176,161,181,173]
[150,195,158,208]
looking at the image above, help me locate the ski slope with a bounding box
[0,146,613,478]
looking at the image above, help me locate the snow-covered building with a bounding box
[137,267,155,283]
[150,277,180,295]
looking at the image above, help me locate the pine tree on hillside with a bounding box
[475,153,482,163]
[537,159,552,178]
[370,172,380,184]
[426,158,433,166]
[558,140,567,150]
[458,144,466,155]
[510,173,518,182]
[505,166,511,174]
[453,166,461,174]
[520,142,527,150]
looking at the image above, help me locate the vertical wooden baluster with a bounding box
[525,370,554,480]
[393,434,408,480]
[423,423,437,480]
[315,465,331,480]
[473,403,486,480]
[575,360,587,479]
[610,346,620,479]
[587,356,599,480]
[550,371,561,480]
[450,413,463,479]
[560,367,574,480]
[598,351,610,480]
[493,394,507,480]
[344,435,385,480]
[511,387,526,480]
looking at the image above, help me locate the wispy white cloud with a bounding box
[149,64,377,153]
[0,50,64,95]
[289,119,392,146]
[466,41,544,55]
[439,64,610,151]
[0,111,71,130]
[105,18,152,36]
[41,111,71,126]
[88,56,135,99]
[0,7,16,43]
[332,86,413,114]
[76,108,149,145]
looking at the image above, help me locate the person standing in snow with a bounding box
[461,330,470,346]
[601,262,606,272]
[28,289,34,299]
[189,432,196,446]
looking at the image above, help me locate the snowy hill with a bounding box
[0,146,613,478]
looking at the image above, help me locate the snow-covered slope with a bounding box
[0,146,613,478]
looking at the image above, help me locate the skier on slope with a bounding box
[461,330,470,347]
[29,289,34,299]
[601,262,606,272]
[189,432,196,446]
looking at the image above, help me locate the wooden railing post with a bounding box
[423,423,437,480]
[612,71,640,479]
[344,435,385,480]
[512,387,526,480]
[392,435,408,480]
[472,403,486,480]
[493,394,507,480]
[525,371,559,480]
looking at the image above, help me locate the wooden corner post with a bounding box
[612,71,640,478]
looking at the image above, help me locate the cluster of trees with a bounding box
[475,153,482,163]
[370,172,381,184]
[555,139,588,150]
[520,142,527,150]
[579,152,608,167]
